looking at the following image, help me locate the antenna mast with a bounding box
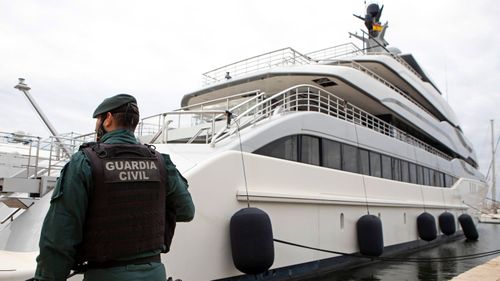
[492,119,497,213]
[14,78,72,157]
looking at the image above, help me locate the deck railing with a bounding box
[328,60,437,120]
[202,47,311,86]
[199,43,434,118]
[137,90,265,143]
[368,52,424,80]
[202,42,424,88]
[0,131,95,178]
[305,44,424,80]
[305,43,364,61]
[213,84,451,160]
[137,84,451,161]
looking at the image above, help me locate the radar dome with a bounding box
[367,3,380,18]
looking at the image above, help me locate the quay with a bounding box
[451,256,500,281]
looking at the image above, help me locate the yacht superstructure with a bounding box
[0,3,488,281]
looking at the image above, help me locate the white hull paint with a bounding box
[163,151,487,280]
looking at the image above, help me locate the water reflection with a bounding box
[437,244,457,280]
[310,224,500,281]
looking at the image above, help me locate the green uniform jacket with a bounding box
[35,129,195,281]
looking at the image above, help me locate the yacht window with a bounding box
[342,144,359,173]
[359,149,370,175]
[369,152,382,177]
[392,158,401,181]
[429,169,435,186]
[409,163,417,184]
[253,134,455,189]
[322,139,341,169]
[254,135,298,161]
[401,161,410,183]
[301,135,320,165]
[381,155,392,179]
[417,165,424,184]
[423,167,430,185]
[435,171,444,187]
[444,174,453,187]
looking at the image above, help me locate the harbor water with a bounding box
[311,223,500,281]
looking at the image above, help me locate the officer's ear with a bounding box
[103,112,114,128]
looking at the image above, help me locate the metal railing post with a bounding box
[26,139,33,178]
[211,113,215,144]
[48,137,54,176]
[34,137,40,178]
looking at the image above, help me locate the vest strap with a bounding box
[87,254,161,269]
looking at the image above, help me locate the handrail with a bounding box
[0,131,95,180]
[202,47,312,86]
[306,43,424,86]
[180,89,263,111]
[368,52,424,80]
[188,127,211,144]
[138,91,267,143]
[1,208,24,224]
[306,43,364,61]
[212,84,451,161]
[139,110,227,144]
[328,60,438,121]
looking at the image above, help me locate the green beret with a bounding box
[92,94,137,118]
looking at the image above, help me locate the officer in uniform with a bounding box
[35,94,195,281]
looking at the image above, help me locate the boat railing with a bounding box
[329,60,438,121]
[305,43,364,61]
[368,52,424,80]
[201,42,425,88]
[301,42,425,83]
[137,90,265,142]
[0,132,44,178]
[213,84,451,160]
[0,131,94,218]
[202,47,312,86]
[43,133,95,176]
[179,89,264,112]
[0,131,95,179]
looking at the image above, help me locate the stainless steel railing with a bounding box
[137,82,451,161]
[306,43,424,80]
[202,47,312,86]
[0,131,95,179]
[305,43,364,61]
[137,90,265,142]
[367,52,424,80]
[329,60,438,120]
[212,84,451,160]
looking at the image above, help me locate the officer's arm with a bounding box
[35,153,91,280]
[163,155,195,222]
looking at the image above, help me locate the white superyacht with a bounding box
[0,3,488,281]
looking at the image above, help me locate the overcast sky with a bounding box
[0,1,499,186]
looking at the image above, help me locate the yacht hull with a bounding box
[163,151,487,280]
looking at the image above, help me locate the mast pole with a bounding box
[492,119,496,213]
[14,78,72,158]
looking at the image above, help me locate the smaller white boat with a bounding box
[479,213,500,224]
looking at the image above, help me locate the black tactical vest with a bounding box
[79,143,176,262]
